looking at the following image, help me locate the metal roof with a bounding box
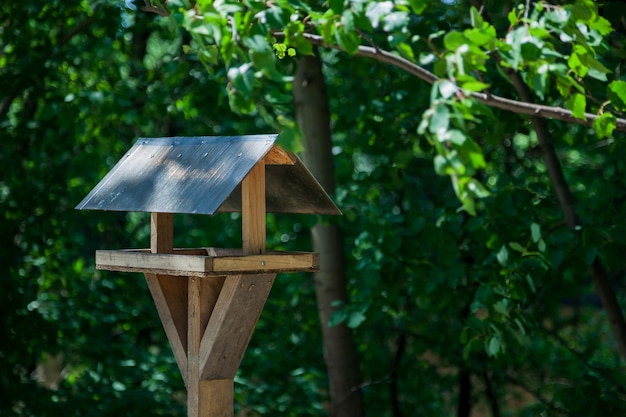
[76,135,340,215]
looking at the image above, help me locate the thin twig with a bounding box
[274,32,626,133]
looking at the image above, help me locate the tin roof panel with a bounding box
[76,135,340,215]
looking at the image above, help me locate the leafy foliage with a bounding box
[2,0,626,416]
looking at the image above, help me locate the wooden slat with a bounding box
[187,277,202,417]
[211,253,319,273]
[263,145,296,165]
[151,212,174,254]
[199,274,276,380]
[96,250,319,275]
[96,251,210,274]
[241,161,266,255]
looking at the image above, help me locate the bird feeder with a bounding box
[76,134,340,417]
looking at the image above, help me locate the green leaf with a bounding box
[464,27,495,46]
[408,0,428,14]
[608,80,626,111]
[531,223,541,243]
[497,245,508,266]
[488,336,500,356]
[347,311,366,328]
[429,103,450,134]
[328,309,348,327]
[335,27,360,54]
[469,6,484,28]
[445,129,466,146]
[461,80,490,92]
[228,63,254,98]
[457,138,486,170]
[396,42,415,61]
[589,16,613,36]
[245,34,271,53]
[341,10,354,32]
[465,178,490,198]
[509,242,526,253]
[566,93,587,120]
[493,300,508,316]
[443,30,467,51]
[198,45,219,66]
[507,9,518,26]
[593,112,617,139]
[567,52,588,78]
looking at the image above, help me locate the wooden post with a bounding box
[242,160,266,255]
[150,212,174,254]
[188,278,234,417]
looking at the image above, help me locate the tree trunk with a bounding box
[508,71,626,361]
[294,54,366,417]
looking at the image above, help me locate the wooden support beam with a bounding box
[188,276,232,417]
[151,212,174,254]
[146,213,188,382]
[199,274,276,380]
[242,161,266,255]
[145,273,189,384]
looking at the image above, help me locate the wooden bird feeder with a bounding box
[76,134,340,417]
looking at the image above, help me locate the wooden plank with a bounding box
[264,145,296,165]
[144,273,189,385]
[188,277,202,417]
[151,212,174,254]
[242,160,266,255]
[96,250,319,275]
[211,253,319,273]
[199,274,276,380]
[188,277,233,417]
[96,251,210,274]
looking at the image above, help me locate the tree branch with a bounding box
[470,0,626,362]
[278,32,626,133]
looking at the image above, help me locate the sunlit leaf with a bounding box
[593,112,617,139]
[566,93,587,119]
[608,80,626,111]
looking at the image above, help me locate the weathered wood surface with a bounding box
[96,250,319,276]
[199,274,276,380]
[241,160,266,255]
[263,146,296,165]
[145,273,189,383]
[151,212,174,253]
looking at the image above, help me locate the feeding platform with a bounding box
[76,134,339,417]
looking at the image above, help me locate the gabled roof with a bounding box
[76,135,340,215]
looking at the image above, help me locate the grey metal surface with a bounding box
[76,135,340,215]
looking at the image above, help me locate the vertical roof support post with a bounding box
[151,212,174,254]
[242,160,266,255]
